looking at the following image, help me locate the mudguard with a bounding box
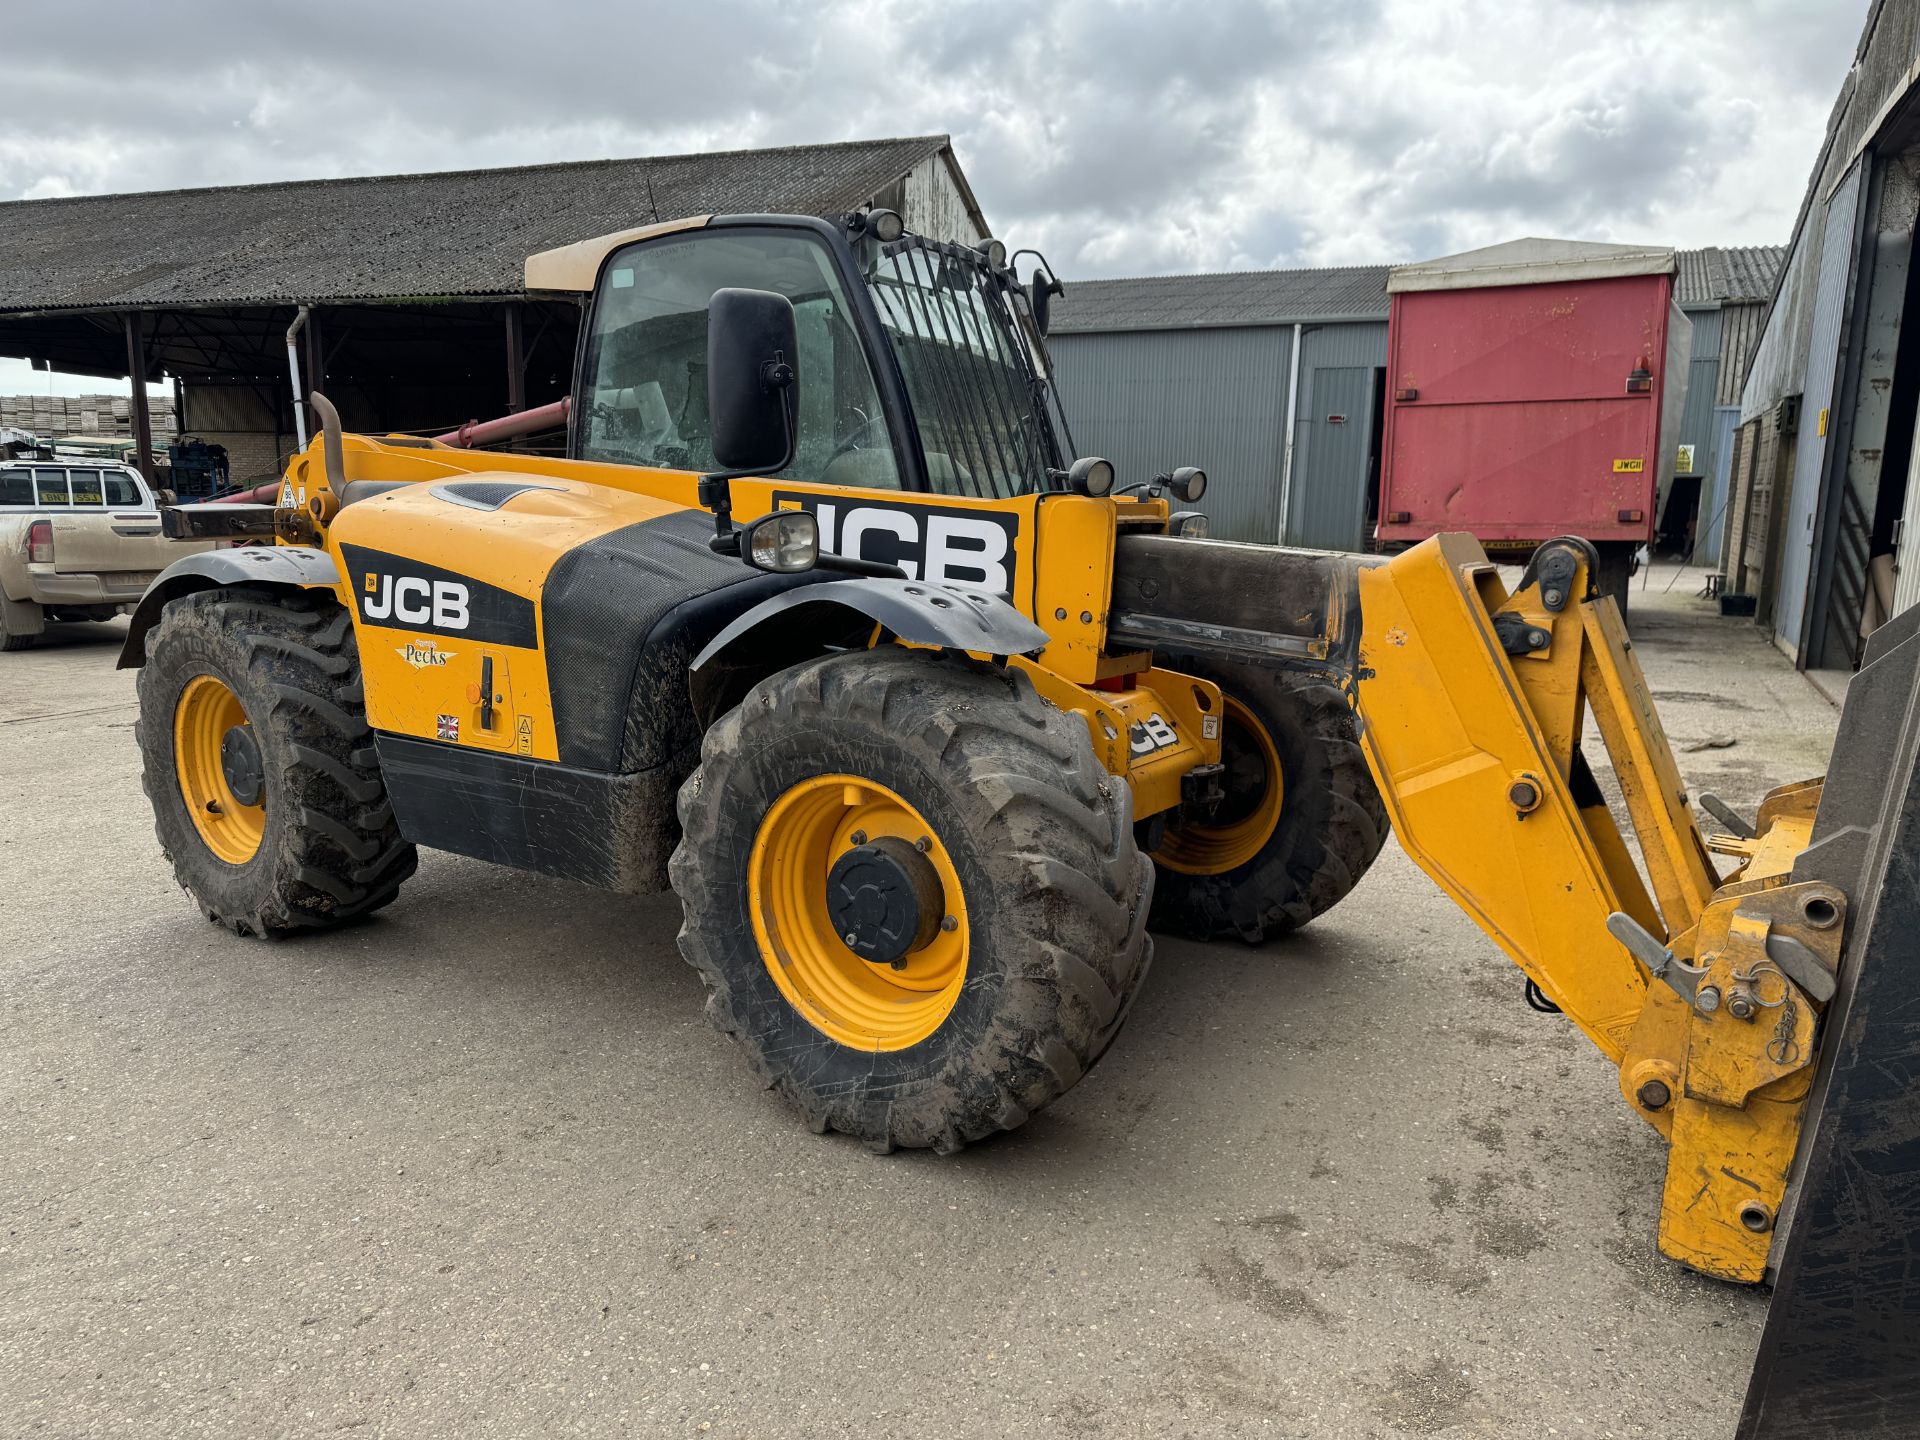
[691,576,1050,672]
[117,546,340,669]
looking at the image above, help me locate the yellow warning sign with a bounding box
[1613,458,1645,473]
[515,715,534,755]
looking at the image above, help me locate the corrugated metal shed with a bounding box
[1775,160,1867,650]
[1047,244,1784,554]
[0,135,954,314]
[1050,267,1391,334]
[1740,2,1920,424]
[1054,246,1783,337]
[1674,306,1726,496]
[1716,303,1769,405]
[1049,326,1292,542]
[1288,324,1390,548]
[1699,405,1743,564]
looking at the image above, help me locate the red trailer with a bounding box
[1376,239,1690,605]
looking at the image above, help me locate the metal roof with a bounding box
[1675,246,1789,306]
[1052,245,1787,335]
[1388,237,1676,294]
[0,135,952,316]
[1050,265,1393,334]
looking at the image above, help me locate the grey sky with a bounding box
[0,0,1866,395]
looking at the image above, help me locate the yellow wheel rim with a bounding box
[749,774,969,1052]
[173,673,266,865]
[1154,694,1285,876]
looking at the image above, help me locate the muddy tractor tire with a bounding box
[1147,654,1387,944]
[670,647,1153,1153]
[135,586,416,937]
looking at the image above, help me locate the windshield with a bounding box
[863,237,1069,499]
[579,229,902,489]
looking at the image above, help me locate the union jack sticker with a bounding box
[436,713,460,742]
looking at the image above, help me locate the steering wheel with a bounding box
[827,407,883,465]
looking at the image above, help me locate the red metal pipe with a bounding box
[434,396,571,449]
[212,480,282,504]
[202,396,572,507]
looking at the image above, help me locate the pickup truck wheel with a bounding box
[0,596,42,651]
[671,648,1153,1153]
[1148,655,1387,944]
[135,586,416,937]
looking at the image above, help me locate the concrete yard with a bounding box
[0,565,1839,1439]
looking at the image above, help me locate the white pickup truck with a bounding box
[0,460,209,650]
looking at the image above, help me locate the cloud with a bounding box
[0,0,1869,302]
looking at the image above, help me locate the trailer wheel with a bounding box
[1148,655,1387,944]
[135,586,416,936]
[1596,541,1635,625]
[670,647,1153,1153]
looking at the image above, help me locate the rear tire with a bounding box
[1148,656,1387,944]
[671,647,1153,1153]
[135,586,416,936]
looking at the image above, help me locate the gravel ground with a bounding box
[0,563,1838,1438]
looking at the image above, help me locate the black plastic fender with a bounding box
[691,576,1050,672]
[117,545,340,669]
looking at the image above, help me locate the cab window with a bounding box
[0,468,30,506]
[35,470,69,506]
[103,471,143,506]
[68,469,104,506]
[579,230,902,491]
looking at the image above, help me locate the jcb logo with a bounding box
[362,573,471,630]
[1130,713,1179,756]
[773,492,1018,594]
[339,543,539,649]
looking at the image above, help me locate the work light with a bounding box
[743,510,820,573]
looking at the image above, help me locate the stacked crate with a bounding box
[0,392,177,439]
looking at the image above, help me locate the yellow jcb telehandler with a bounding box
[121,210,1919,1434]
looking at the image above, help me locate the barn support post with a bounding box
[304,308,326,410]
[123,312,155,485]
[505,302,528,451]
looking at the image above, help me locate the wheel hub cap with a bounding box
[220,724,264,807]
[747,774,971,1051]
[826,836,944,965]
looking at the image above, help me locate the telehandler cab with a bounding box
[124,209,1917,1342]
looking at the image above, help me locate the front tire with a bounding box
[135,587,416,936]
[1148,656,1387,944]
[670,648,1153,1153]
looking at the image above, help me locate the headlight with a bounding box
[1067,456,1115,497]
[743,510,820,573]
[1168,511,1209,539]
[1169,466,1207,503]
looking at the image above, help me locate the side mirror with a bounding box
[707,287,799,473]
[1029,273,1058,336]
